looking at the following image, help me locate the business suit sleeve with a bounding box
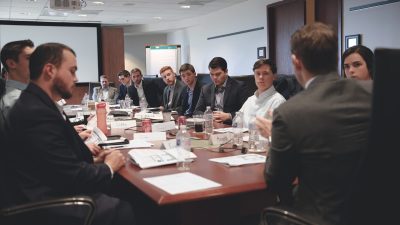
[117,85,125,100]
[12,108,112,194]
[194,86,207,114]
[112,87,119,104]
[264,109,297,204]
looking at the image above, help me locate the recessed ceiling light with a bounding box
[180,5,191,9]
[78,14,87,17]
[123,3,135,6]
[25,0,37,2]
[20,12,32,15]
[92,1,104,5]
[153,16,162,20]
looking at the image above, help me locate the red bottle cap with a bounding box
[96,102,106,109]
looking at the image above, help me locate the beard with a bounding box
[53,76,73,99]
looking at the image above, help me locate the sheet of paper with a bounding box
[210,133,234,145]
[243,135,268,142]
[134,112,164,120]
[143,172,221,195]
[134,132,167,141]
[86,127,107,144]
[162,139,177,149]
[110,120,137,135]
[152,121,176,132]
[209,154,266,166]
[214,127,248,133]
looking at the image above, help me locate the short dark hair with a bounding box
[1,67,7,79]
[0,39,34,71]
[291,22,338,75]
[29,43,75,80]
[117,70,130,78]
[208,57,227,72]
[342,45,374,79]
[131,68,142,76]
[253,58,277,74]
[99,75,108,80]
[179,63,196,74]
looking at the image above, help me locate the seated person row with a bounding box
[194,57,248,124]
[92,75,118,103]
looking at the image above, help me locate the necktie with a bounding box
[168,86,173,108]
[185,89,193,115]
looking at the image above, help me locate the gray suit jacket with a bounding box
[92,86,119,104]
[265,73,372,225]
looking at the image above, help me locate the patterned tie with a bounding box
[168,86,173,108]
[185,89,193,115]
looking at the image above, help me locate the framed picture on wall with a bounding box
[345,34,361,49]
[257,47,266,59]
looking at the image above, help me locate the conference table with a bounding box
[112,119,277,225]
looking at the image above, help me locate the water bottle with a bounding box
[81,93,89,106]
[232,111,244,148]
[176,124,191,171]
[203,106,213,135]
[96,102,108,135]
[139,97,147,112]
[248,114,259,151]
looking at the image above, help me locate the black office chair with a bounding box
[260,206,320,225]
[0,196,96,225]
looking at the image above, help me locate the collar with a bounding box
[6,79,28,91]
[135,80,143,89]
[188,78,197,91]
[305,77,317,89]
[214,76,228,90]
[255,85,276,98]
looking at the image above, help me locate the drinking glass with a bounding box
[193,114,204,133]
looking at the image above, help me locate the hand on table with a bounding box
[213,111,231,123]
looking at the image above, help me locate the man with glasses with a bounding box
[116,69,133,101]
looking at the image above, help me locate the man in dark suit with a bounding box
[260,23,372,225]
[194,57,248,124]
[3,43,135,225]
[116,69,133,101]
[178,63,202,117]
[160,66,186,112]
[127,67,161,107]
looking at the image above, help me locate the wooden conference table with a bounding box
[113,120,277,225]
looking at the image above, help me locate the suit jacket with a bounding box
[162,79,186,112]
[92,86,119,104]
[265,73,372,225]
[194,76,247,124]
[116,83,130,101]
[179,79,202,117]
[127,79,162,107]
[4,83,114,206]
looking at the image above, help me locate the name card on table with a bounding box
[152,121,176,132]
[110,120,136,135]
[134,112,163,120]
[162,139,177,149]
[210,133,234,146]
[134,132,167,141]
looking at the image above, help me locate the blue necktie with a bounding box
[185,89,193,115]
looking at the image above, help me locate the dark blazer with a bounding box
[265,73,372,225]
[194,76,247,124]
[179,79,202,117]
[127,79,162,107]
[117,83,128,100]
[162,79,186,112]
[3,83,132,225]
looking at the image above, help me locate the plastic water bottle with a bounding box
[203,106,213,135]
[81,93,89,106]
[232,111,244,148]
[139,97,147,112]
[248,114,259,151]
[176,124,191,171]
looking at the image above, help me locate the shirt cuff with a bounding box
[105,163,114,178]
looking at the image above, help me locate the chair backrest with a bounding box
[0,196,96,225]
[261,206,320,225]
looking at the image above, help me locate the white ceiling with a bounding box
[0,0,248,26]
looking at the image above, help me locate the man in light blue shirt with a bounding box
[0,39,35,118]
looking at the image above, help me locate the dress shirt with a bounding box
[167,83,176,108]
[0,79,28,117]
[214,79,227,111]
[135,81,148,106]
[239,86,286,128]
